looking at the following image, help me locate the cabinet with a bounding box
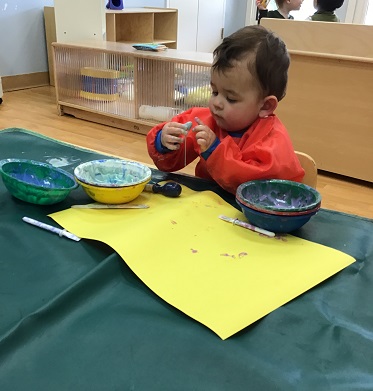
[168,0,225,52]
[106,8,178,49]
[261,19,373,183]
[52,40,212,135]
[44,6,178,86]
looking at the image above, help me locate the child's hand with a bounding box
[193,117,216,153]
[256,0,268,10]
[161,122,188,151]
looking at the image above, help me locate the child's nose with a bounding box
[212,95,224,110]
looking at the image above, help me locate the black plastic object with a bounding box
[150,182,182,198]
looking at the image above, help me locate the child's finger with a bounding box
[165,123,188,136]
[194,117,204,126]
[193,117,208,134]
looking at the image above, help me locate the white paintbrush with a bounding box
[218,215,275,237]
[71,203,149,209]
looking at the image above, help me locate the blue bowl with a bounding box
[236,199,318,233]
[236,179,321,214]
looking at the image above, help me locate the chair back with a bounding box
[295,151,317,188]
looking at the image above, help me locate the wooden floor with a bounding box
[0,86,372,219]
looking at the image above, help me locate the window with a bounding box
[365,0,373,23]
[265,0,316,20]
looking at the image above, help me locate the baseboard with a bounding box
[2,72,50,92]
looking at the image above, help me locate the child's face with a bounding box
[288,0,303,11]
[209,61,264,132]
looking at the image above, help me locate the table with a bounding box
[0,128,372,390]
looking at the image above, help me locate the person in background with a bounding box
[146,25,304,195]
[308,0,344,22]
[256,0,303,22]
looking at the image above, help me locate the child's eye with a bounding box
[227,97,237,103]
[211,91,218,96]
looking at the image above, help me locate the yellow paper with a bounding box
[50,186,355,339]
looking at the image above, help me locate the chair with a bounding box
[295,151,318,189]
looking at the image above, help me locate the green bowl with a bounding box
[236,179,322,214]
[0,159,78,205]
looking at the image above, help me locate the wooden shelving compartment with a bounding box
[52,40,212,135]
[261,19,373,183]
[106,8,178,49]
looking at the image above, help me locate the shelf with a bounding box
[44,7,179,86]
[106,8,178,49]
[116,39,177,46]
[53,41,212,135]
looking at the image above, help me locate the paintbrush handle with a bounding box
[218,215,275,237]
[236,220,275,237]
[71,203,149,209]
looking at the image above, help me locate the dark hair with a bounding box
[212,25,290,101]
[316,0,344,12]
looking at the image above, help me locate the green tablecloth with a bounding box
[0,128,372,390]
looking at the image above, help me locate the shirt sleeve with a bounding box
[146,107,209,172]
[201,117,305,194]
[257,9,268,23]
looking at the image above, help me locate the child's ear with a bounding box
[259,95,278,118]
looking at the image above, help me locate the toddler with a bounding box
[256,0,303,22]
[146,25,304,195]
[309,0,344,22]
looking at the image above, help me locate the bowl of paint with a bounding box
[74,159,152,204]
[236,198,318,233]
[0,159,78,205]
[236,179,321,214]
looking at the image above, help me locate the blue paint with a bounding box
[74,159,151,187]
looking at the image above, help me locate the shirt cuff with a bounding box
[155,130,172,154]
[201,137,220,160]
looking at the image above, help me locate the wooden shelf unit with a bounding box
[52,40,212,136]
[261,19,373,183]
[106,8,178,48]
[44,7,179,86]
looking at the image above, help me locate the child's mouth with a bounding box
[213,113,223,122]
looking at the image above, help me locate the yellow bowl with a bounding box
[74,159,152,204]
[76,177,150,204]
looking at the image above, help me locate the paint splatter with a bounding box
[275,234,288,242]
[191,248,198,253]
[259,233,288,242]
[45,156,81,168]
[220,252,248,259]
[220,253,236,259]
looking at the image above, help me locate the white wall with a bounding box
[0,0,239,78]
[224,0,248,36]
[0,0,166,78]
[0,0,54,77]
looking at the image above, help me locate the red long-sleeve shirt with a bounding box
[146,107,304,194]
